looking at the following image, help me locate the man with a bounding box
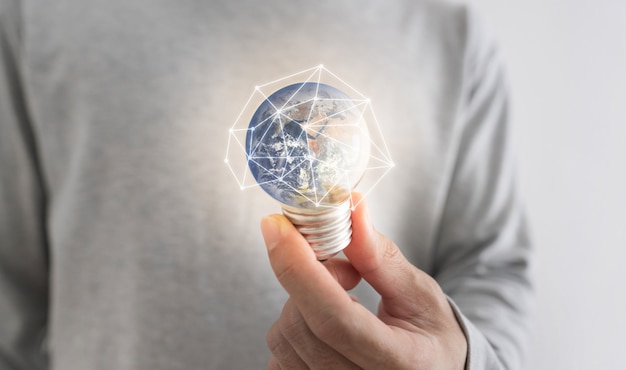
[0,0,532,368]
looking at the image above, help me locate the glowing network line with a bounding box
[225,64,394,209]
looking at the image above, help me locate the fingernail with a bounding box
[260,216,282,251]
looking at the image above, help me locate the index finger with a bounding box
[261,214,353,311]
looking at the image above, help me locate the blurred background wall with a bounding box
[465,0,626,368]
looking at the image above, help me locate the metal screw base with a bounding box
[282,200,352,261]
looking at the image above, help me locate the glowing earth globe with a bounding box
[245,82,370,209]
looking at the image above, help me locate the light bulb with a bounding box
[246,82,370,260]
[226,65,394,261]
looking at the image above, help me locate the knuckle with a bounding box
[266,332,291,361]
[278,300,305,335]
[267,319,301,364]
[279,312,306,341]
[420,274,447,307]
[382,237,401,261]
[266,322,285,354]
[277,301,317,349]
[308,307,353,346]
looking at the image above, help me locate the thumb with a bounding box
[345,194,443,316]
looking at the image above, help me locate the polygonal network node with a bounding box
[225,64,394,209]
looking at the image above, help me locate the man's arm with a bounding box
[433,8,533,369]
[0,1,50,368]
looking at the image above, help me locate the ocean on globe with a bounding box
[245,82,370,208]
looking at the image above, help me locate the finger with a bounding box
[266,318,308,369]
[260,215,401,368]
[261,214,350,308]
[345,193,450,320]
[323,258,361,291]
[277,299,361,370]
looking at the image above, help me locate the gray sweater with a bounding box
[0,0,532,368]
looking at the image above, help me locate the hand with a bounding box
[260,193,468,369]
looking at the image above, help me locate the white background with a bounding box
[466,0,626,368]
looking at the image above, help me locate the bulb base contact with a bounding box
[282,200,352,261]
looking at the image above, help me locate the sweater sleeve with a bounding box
[434,7,533,370]
[0,1,50,368]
